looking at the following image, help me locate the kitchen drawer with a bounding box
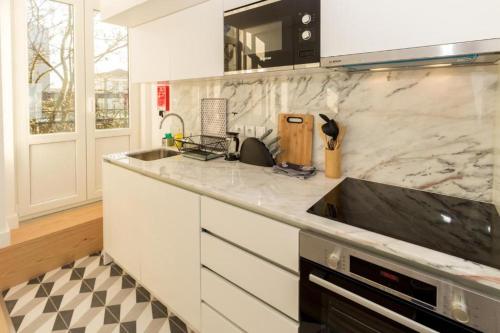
[201,232,299,320]
[202,303,243,333]
[201,197,299,272]
[201,268,299,333]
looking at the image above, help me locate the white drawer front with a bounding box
[202,303,243,333]
[201,197,299,272]
[201,268,299,333]
[201,232,299,320]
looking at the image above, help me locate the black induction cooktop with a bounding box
[307,177,500,269]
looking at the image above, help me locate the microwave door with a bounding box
[224,0,294,73]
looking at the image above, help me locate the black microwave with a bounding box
[224,0,320,74]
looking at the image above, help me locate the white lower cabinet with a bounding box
[104,164,301,333]
[102,162,201,331]
[201,232,299,320]
[201,196,300,272]
[103,162,143,280]
[201,196,300,332]
[201,303,243,333]
[202,268,299,333]
[139,174,201,331]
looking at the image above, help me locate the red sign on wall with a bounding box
[157,83,170,112]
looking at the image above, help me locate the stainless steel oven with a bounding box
[224,0,320,75]
[300,231,500,333]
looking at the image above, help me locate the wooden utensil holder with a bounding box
[325,147,342,179]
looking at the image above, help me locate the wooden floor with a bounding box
[0,202,103,291]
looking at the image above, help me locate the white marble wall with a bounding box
[493,66,500,210]
[165,66,499,202]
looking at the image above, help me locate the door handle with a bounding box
[309,274,439,333]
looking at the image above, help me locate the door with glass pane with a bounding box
[16,0,136,216]
[17,0,87,216]
[85,0,137,199]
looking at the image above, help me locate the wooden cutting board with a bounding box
[278,113,314,166]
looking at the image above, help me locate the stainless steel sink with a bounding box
[127,149,180,161]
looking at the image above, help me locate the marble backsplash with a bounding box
[494,65,500,210]
[163,66,499,202]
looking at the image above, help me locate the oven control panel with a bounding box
[300,231,500,333]
[301,13,312,25]
[326,250,342,270]
[441,285,500,332]
[295,0,320,65]
[451,291,470,324]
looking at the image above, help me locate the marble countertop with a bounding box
[104,151,500,297]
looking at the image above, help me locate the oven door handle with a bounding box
[309,274,439,333]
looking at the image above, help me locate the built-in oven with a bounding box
[300,231,500,333]
[224,0,320,75]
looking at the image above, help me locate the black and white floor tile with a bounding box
[2,253,189,333]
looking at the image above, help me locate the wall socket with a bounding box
[245,125,256,138]
[234,124,244,134]
[255,126,266,139]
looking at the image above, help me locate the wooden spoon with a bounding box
[321,131,331,150]
[335,127,346,150]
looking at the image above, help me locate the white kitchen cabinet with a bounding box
[202,268,299,333]
[129,0,223,83]
[102,162,201,330]
[201,197,300,329]
[104,163,302,333]
[223,0,256,11]
[129,14,173,83]
[201,304,244,333]
[201,232,299,320]
[169,0,224,81]
[140,175,201,331]
[101,0,208,27]
[102,162,143,280]
[201,196,300,272]
[321,0,500,57]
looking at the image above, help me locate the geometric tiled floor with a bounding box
[2,253,188,333]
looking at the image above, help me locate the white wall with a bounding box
[0,51,8,247]
[139,83,163,150]
[0,0,17,231]
[0,0,17,247]
[0,0,9,247]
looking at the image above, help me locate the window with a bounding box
[26,2,129,134]
[27,0,75,135]
[20,0,135,215]
[94,12,129,130]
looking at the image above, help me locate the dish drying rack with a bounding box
[175,135,227,161]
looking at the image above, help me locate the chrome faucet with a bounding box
[159,113,185,139]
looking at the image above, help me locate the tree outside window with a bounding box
[27,0,129,135]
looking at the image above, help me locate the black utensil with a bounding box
[319,114,339,144]
[319,114,331,123]
[239,138,275,167]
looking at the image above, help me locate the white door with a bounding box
[15,0,87,217]
[14,0,137,217]
[85,1,138,199]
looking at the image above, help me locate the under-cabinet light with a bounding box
[423,63,453,68]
